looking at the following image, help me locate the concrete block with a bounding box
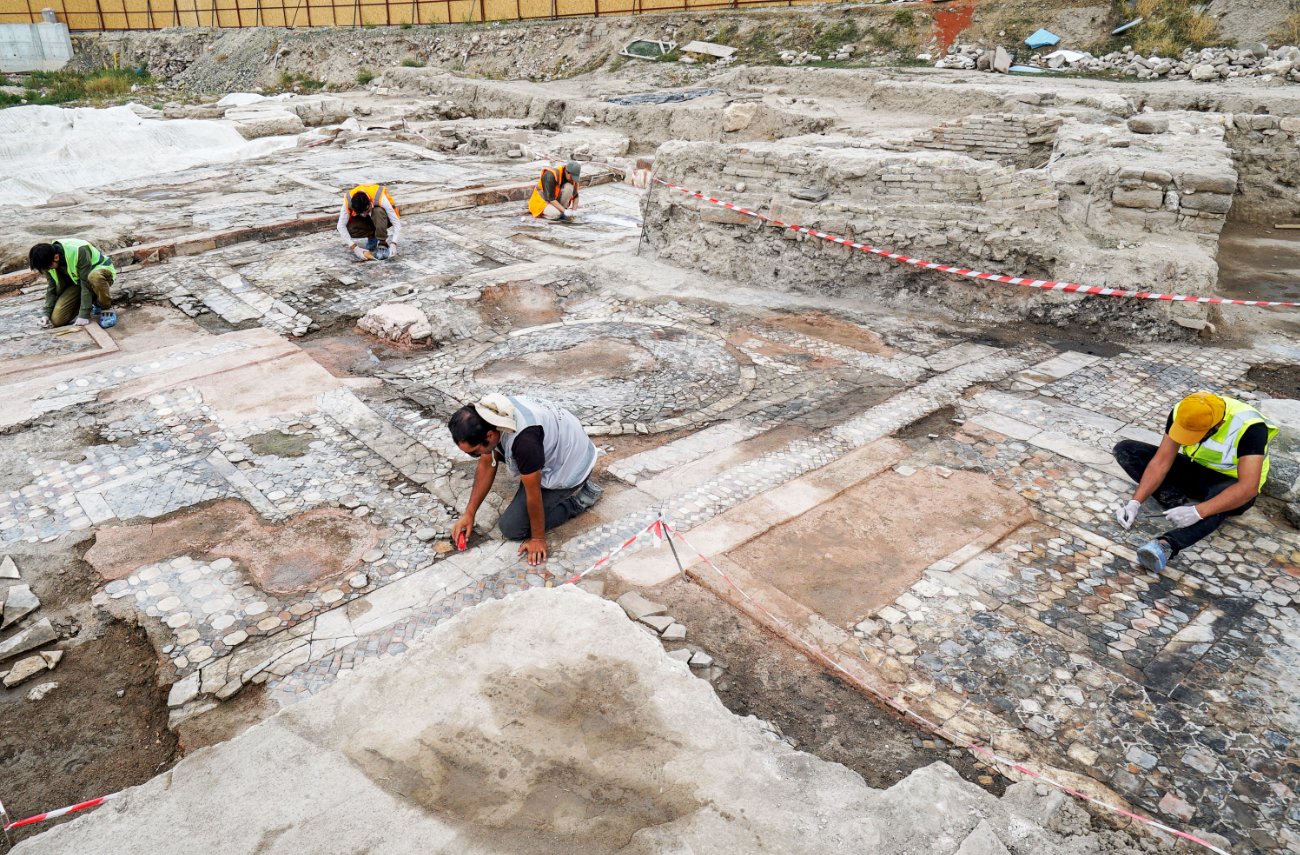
[0,23,72,73]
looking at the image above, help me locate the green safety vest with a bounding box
[52,238,113,285]
[1178,396,1277,489]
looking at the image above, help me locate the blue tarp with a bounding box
[1024,29,1060,49]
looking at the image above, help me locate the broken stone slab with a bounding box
[2,584,40,629]
[0,555,18,579]
[357,303,433,343]
[993,47,1012,73]
[689,651,714,668]
[789,188,828,202]
[640,614,675,633]
[616,591,667,621]
[3,651,56,688]
[662,623,687,641]
[0,617,57,662]
[666,648,693,663]
[167,672,201,707]
[722,101,759,133]
[26,681,58,702]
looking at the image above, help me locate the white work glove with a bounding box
[36,316,52,329]
[1164,505,1202,528]
[73,317,91,327]
[1115,499,1141,530]
[352,244,374,261]
[385,241,398,258]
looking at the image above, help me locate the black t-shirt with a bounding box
[540,169,575,203]
[505,425,545,476]
[1164,410,1269,457]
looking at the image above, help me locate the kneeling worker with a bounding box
[449,394,603,566]
[29,240,114,328]
[528,160,581,221]
[1114,391,1276,571]
[338,184,401,260]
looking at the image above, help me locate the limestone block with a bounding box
[1260,399,1300,454]
[1112,188,1164,209]
[1280,117,1300,133]
[701,206,756,225]
[767,203,806,227]
[722,102,759,133]
[1179,171,1237,194]
[993,47,1011,73]
[1179,192,1233,214]
[1190,63,1218,80]
[1126,115,1168,134]
[357,303,433,343]
[228,111,305,140]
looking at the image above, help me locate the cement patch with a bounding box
[729,467,1030,627]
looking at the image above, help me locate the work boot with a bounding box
[1136,539,1172,573]
[574,480,604,511]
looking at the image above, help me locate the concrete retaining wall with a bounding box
[0,22,72,73]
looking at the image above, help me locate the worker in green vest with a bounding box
[1113,391,1277,572]
[29,240,115,328]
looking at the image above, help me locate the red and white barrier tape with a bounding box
[645,520,1230,855]
[653,178,1299,308]
[3,792,119,832]
[561,519,665,585]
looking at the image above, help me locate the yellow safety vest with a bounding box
[1178,396,1277,489]
[528,166,577,217]
[347,184,400,218]
[52,238,113,285]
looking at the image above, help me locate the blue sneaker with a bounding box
[364,238,379,252]
[1136,539,1171,573]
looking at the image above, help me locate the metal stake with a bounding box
[659,515,687,582]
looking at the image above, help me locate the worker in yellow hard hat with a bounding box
[1113,392,1277,571]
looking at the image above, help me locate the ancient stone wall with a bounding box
[643,140,1218,337]
[1224,114,1300,225]
[911,114,1062,170]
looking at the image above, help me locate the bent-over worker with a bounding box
[337,184,401,260]
[448,394,603,566]
[29,240,114,329]
[1113,391,1276,572]
[528,160,581,221]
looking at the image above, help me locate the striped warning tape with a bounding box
[2,792,119,832]
[648,520,1230,855]
[652,178,1299,308]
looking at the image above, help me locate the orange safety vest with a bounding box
[528,166,577,217]
[347,184,400,219]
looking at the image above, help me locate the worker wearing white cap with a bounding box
[447,393,602,566]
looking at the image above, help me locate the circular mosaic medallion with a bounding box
[428,320,752,434]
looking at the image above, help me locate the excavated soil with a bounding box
[614,576,1010,795]
[0,620,180,844]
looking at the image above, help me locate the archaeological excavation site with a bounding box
[3,0,1300,852]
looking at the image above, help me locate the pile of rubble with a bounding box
[0,555,62,694]
[779,44,858,66]
[938,42,1300,83]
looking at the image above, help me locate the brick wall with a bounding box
[911,114,1062,170]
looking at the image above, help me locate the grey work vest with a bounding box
[501,395,596,490]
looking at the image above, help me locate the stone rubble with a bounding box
[941,41,1300,84]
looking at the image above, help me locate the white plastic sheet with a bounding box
[0,104,296,205]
